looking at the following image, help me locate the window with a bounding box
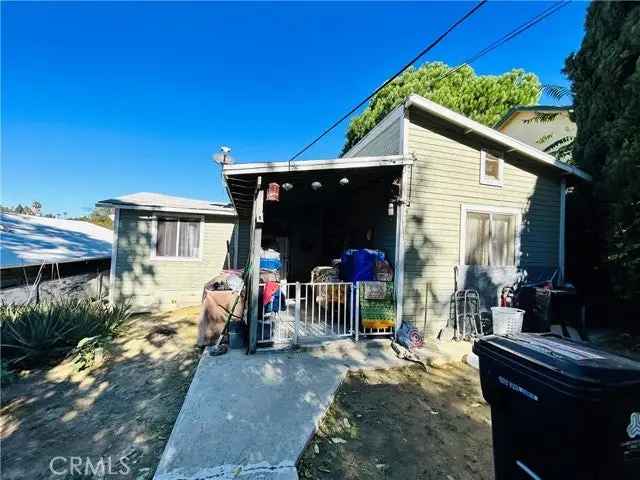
[462,207,519,266]
[480,150,504,186]
[154,216,201,259]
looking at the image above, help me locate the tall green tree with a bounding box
[342,62,540,154]
[564,2,640,300]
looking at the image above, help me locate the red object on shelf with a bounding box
[266,182,280,202]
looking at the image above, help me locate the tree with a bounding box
[71,207,113,230]
[342,62,541,154]
[564,2,640,300]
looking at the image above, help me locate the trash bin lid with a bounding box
[474,333,640,389]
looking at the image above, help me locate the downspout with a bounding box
[108,208,120,305]
[559,176,567,284]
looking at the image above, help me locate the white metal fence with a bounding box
[257,281,394,346]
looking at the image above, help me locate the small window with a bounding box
[480,150,504,186]
[463,210,517,266]
[155,216,201,258]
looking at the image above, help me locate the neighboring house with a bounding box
[224,94,590,350]
[494,105,576,153]
[97,192,237,312]
[0,213,112,304]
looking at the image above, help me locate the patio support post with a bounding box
[354,282,360,342]
[248,178,264,353]
[294,282,301,345]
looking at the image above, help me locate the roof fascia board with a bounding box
[3,254,112,270]
[405,95,591,182]
[342,105,405,158]
[223,155,411,177]
[96,202,237,217]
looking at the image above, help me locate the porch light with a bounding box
[311,181,322,191]
[339,177,349,186]
[388,201,395,216]
[282,182,293,191]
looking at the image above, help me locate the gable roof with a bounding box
[403,95,590,181]
[0,213,113,269]
[96,192,236,216]
[494,104,573,129]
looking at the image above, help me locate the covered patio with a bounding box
[223,155,412,352]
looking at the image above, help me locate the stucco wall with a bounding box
[402,109,562,336]
[112,209,236,311]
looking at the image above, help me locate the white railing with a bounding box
[256,281,395,346]
[257,281,355,345]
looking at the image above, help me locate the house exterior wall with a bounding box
[402,109,562,336]
[236,219,251,268]
[498,110,576,152]
[112,209,236,311]
[343,111,402,158]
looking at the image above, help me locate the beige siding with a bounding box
[498,110,576,151]
[345,115,402,158]
[402,110,561,336]
[112,209,235,311]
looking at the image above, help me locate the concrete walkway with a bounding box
[153,340,471,480]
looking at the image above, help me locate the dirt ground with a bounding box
[298,363,494,480]
[1,305,202,480]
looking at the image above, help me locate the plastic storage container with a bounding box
[491,307,524,335]
[473,333,640,479]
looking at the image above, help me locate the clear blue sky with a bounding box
[1,1,589,217]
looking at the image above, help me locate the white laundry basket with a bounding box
[491,307,525,335]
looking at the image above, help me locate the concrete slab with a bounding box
[153,340,471,480]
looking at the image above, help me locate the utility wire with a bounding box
[290,0,570,163]
[288,0,488,164]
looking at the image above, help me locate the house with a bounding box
[224,94,590,351]
[96,192,237,312]
[0,213,112,304]
[494,105,576,152]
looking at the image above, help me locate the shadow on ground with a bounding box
[0,306,202,480]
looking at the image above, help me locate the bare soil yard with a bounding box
[298,363,494,480]
[1,306,202,480]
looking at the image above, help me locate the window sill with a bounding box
[150,256,203,263]
[479,178,503,187]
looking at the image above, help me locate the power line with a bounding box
[289,0,488,163]
[290,0,570,162]
[420,1,570,93]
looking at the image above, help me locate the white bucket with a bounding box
[491,307,525,335]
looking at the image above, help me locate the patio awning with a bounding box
[223,155,412,217]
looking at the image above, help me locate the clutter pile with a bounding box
[197,269,246,347]
[396,321,424,351]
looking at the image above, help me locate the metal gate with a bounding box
[257,282,356,346]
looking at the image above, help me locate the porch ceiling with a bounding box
[223,155,410,217]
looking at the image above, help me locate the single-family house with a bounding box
[494,105,576,152]
[96,192,237,312]
[224,95,590,352]
[0,213,112,304]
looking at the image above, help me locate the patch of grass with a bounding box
[0,298,131,368]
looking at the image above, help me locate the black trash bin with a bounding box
[473,333,640,479]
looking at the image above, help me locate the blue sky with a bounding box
[1,1,589,217]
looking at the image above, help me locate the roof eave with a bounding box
[404,95,591,182]
[96,202,237,217]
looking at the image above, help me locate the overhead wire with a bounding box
[288,0,488,165]
[289,0,570,162]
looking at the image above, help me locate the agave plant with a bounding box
[0,298,131,367]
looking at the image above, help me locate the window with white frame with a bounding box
[462,207,519,266]
[480,149,504,186]
[154,216,201,258]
